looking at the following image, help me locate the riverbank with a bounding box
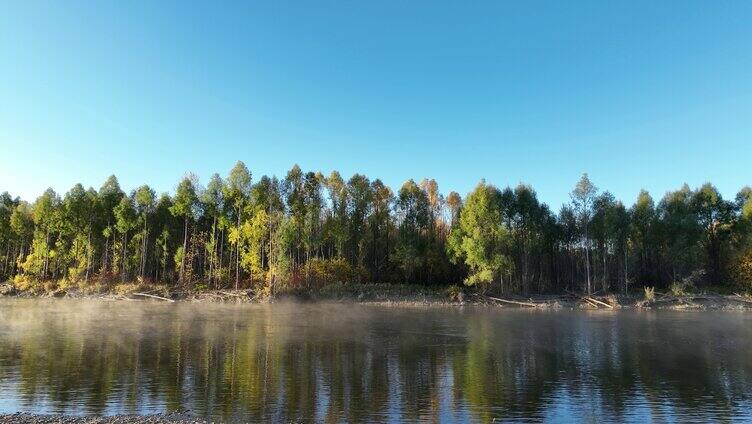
[2,280,752,310]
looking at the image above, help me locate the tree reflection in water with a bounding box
[0,300,751,422]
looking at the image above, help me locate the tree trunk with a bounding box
[85,224,92,283]
[2,241,8,276]
[103,226,109,276]
[602,243,607,293]
[141,224,148,279]
[584,227,591,294]
[180,217,188,285]
[210,216,217,287]
[218,228,224,289]
[624,246,629,294]
[44,229,50,279]
[121,232,127,283]
[235,212,240,290]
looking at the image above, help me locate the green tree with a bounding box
[134,185,156,280]
[9,202,33,276]
[691,183,733,283]
[367,179,394,283]
[22,189,61,279]
[394,180,430,283]
[223,162,252,288]
[62,184,96,281]
[170,176,198,285]
[447,182,513,292]
[571,173,598,293]
[325,171,349,259]
[201,174,224,287]
[114,196,137,282]
[347,174,373,275]
[630,190,657,286]
[252,175,285,289]
[302,171,324,282]
[657,185,701,283]
[98,175,124,276]
[0,193,16,278]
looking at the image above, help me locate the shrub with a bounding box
[669,281,686,297]
[13,275,42,293]
[306,258,357,287]
[731,249,752,293]
[445,285,465,302]
[643,286,655,302]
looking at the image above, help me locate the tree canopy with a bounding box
[1,167,751,295]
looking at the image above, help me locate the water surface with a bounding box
[0,299,751,422]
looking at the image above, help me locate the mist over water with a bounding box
[0,300,751,423]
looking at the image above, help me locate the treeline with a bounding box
[1,162,751,294]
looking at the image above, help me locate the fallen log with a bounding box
[485,295,541,308]
[583,296,614,309]
[564,290,614,308]
[132,292,175,302]
[580,297,600,308]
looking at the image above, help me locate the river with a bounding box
[0,299,750,422]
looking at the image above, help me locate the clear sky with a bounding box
[1,1,750,210]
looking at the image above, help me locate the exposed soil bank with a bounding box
[2,281,752,310]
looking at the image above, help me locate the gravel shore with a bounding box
[0,413,208,423]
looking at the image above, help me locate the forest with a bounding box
[1,161,751,295]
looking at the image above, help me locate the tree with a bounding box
[630,190,657,286]
[170,176,198,285]
[62,184,96,281]
[98,175,124,275]
[347,174,373,275]
[224,162,252,288]
[9,202,33,277]
[252,175,284,289]
[302,171,324,282]
[691,183,733,283]
[114,196,137,282]
[153,194,176,282]
[22,189,61,279]
[447,182,512,292]
[4,166,751,297]
[446,192,462,226]
[367,179,394,283]
[134,185,156,280]
[201,174,224,287]
[394,180,430,283]
[508,184,547,293]
[570,173,598,293]
[657,185,701,283]
[0,193,15,278]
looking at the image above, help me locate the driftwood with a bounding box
[564,290,613,308]
[582,295,614,309]
[132,292,175,302]
[581,297,600,308]
[484,295,541,308]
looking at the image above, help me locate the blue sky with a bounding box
[1,1,750,209]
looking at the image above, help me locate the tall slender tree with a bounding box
[170,176,198,285]
[224,162,252,289]
[570,174,598,293]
